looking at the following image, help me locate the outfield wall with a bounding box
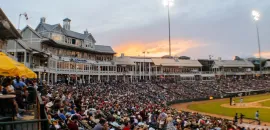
[167,89,270,106]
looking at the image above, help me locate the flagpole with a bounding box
[15,14,23,61]
[18,14,21,30]
[16,13,27,61]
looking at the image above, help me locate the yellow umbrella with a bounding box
[16,62,37,78]
[0,52,28,77]
[24,66,37,78]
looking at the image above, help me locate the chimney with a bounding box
[218,57,221,61]
[63,18,71,30]
[84,29,88,34]
[121,53,124,58]
[40,17,46,23]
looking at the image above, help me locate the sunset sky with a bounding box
[2,0,270,59]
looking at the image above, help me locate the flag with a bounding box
[24,13,28,20]
[20,13,28,20]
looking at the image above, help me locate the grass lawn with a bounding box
[260,100,270,107]
[188,94,270,122]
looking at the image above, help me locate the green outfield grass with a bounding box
[188,94,270,122]
[260,100,270,107]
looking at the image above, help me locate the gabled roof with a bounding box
[152,58,202,67]
[16,39,31,50]
[94,45,115,54]
[212,60,254,68]
[0,8,21,39]
[63,29,87,39]
[39,23,96,42]
[115,56,135,65]
[264,61,270,68]
[42,23,59,31]
[21,25,42,38]
[130,57,153,63]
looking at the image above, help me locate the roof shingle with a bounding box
[94,45,115,53]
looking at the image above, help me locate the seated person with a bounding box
[2,77,23,119]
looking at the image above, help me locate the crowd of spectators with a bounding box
[1,76,270,130]
[38,77,270,130]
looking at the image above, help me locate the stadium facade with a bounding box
[4,17,270,84]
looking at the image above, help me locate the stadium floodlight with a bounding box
[252,10,262,75]
[163,0,174,56]
[252,10,260,21]
[163,0,174,7]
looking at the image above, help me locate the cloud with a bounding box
[113,39,207,57]
[254,52,270,58]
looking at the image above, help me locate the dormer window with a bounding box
[72,39,76,45]
[51,33,63,41]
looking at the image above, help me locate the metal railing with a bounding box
[0,89,49,130]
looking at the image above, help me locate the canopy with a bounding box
[0,52,36,78]
[24,65,37,78]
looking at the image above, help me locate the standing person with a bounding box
[234,113,238,125]
[232,100,235,106]
[240,97,243,103]
[255,110,259,120]
[240,113,244,124]
[13,76,27,95]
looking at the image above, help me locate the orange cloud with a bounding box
[113,39,207,57]
[254,52,270,58]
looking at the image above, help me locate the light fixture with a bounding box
[163,0,174,7]
[252,10,260,21]
[1,20,10,29]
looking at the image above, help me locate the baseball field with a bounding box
[171,94,270,123]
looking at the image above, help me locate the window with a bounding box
[76,39,81,46]
[51,33,62,41]
[65,37,68,43]
[72,39,76,45]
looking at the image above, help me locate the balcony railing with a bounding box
[0,89,49,130]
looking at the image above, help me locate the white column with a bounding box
[47,73,50,84]
[149,62,151,80]
[115,66,117,81]
[24,51,27,65]
[14,41,17,61]
[161,66,164,78]
[98,65,100,82]
[43,73,46,81]
[51,73,54,85]
[139,62,141,80]
[54,73,57,83]
[134,63,137,81]
[130,66,134,83]
[143,62,145,80]
[88,75,91,83]
[156,66,158,76]
[38,72,41,80]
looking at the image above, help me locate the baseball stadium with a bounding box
[1,1,270,130]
